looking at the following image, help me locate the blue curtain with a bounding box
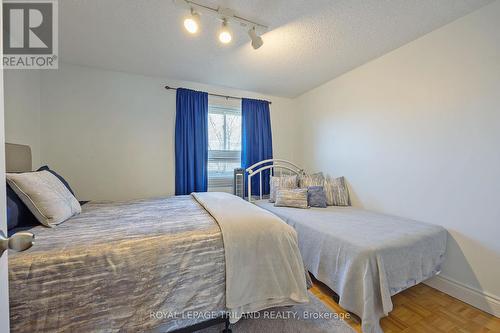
[241,98,273,196]
[175,88,208,195]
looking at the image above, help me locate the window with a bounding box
[208,104,241,190]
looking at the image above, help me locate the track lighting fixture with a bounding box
[175,0,268,49]
[248,27,263,50]
[218,19,232,44]
[183,8,200,34]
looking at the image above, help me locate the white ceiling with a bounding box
[60,0,493,97]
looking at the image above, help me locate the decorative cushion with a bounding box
[307,186,327,208]
[274,188,309,209]
[37,165,75,196]
[269,175,298,203]
[324,176,351,206]
[6,184,39,230]
[6,171,81,227]
[299,172,325,188]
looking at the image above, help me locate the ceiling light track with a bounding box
[178,0,268,30]
[174,0,267,49]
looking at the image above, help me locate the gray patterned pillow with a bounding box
[269,175,298,203]
[324,176,351,206]
[299,172,324,188]
[275,188,309,209]
[307,186,327,208]
[6,170,81,227]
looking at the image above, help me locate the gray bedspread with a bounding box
[255,201,447,333]
[9,196,226,333]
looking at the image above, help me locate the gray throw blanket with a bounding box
[192,192,309,322]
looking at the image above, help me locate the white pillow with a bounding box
[6,170,81,227]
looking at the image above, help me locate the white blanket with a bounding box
[192,192,309,322]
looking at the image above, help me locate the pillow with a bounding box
[299,172,324,188]
[269,175,298,203]
[6,184,39,230]
[6,185,20,230]
[37,165,75,196]
[324,176,351,206]
[6,170,81,227]
[274,188,309,209]
[307,186,327,208]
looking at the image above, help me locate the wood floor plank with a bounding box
[311,280,499,333]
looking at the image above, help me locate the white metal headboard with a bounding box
[246,159,304,202]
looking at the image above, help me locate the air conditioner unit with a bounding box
[233,168,245,198]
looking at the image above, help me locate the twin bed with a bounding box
[248,160,447,333]
[255,201,447,333]
[7,147,447,333]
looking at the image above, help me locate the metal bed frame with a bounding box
[245,159,304,202]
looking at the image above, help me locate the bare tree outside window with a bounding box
[208,105,241,190]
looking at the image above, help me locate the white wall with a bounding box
[296,1,500,314]
[4,70,41,168]
[37,63,299,201]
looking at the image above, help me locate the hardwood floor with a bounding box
[311,279,500,333]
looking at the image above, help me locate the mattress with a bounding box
[255,200,447,333]
[9,195,226,333]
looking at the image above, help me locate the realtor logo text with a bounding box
[2,0,58,69]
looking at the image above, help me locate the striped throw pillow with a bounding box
[299,172,324,188]
[275,188,309,209]
[324,176,351,206]
[269,175,298,203]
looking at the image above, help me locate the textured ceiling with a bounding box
[60,0,493,97]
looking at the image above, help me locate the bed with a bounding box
[247,159,447,333]
[9,196,227,332]
[6,145,310,333]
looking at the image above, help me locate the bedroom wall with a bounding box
[295,1,500,315]
[38,63,300,201]
[3,70,41,169]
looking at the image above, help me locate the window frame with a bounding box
[207,104,242,190]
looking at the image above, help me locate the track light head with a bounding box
[248,27,263,50]
[183,8,200,34]
[218,19,232,44]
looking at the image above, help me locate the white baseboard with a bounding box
[424,274,500,318]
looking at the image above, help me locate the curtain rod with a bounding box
[164,85,272,105]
